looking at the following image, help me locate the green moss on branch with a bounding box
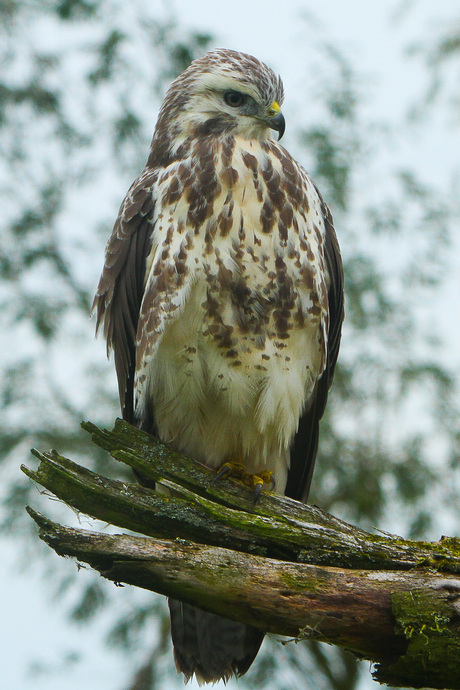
[22,419,460,690]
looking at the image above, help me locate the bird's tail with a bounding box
[168,599,264,684]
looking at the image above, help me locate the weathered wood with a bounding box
[22,419,460,689]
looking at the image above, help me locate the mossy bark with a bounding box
[22,419,460,689]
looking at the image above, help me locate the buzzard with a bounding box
[93,49,344,684]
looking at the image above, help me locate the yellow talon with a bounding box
[213,461,275,500]
[257,470,275,488]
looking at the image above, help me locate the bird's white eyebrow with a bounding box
[193,73,260,101]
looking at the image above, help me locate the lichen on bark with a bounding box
[22,419,460,690]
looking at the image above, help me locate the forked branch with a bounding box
[22,419,460,689]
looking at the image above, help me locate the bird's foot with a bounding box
[213,462,275,501]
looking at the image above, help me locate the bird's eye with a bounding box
[224,91,247,107]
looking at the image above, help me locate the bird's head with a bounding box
[152,49,285,158]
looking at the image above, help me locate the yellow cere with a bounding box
[269,101,281,115]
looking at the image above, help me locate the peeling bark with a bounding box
[22,419,460,689]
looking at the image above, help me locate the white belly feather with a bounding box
[134,137,328,493]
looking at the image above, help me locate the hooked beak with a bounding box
[266,102,285,140]
[268,112,286,140]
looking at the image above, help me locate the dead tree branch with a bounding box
[22,419,460,689]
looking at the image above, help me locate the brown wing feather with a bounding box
[285,200,344,502]
[93,170,157,421]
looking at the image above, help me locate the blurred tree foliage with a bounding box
[0,1,459,690]
[403,5,460,119]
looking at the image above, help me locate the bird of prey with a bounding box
[93,48,344,684]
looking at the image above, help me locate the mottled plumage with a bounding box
[93,49,344,684]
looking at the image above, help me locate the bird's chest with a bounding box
[154,183,314,379]
[149,198,325,457]
[152,139,324,354]
[138,140,327,469]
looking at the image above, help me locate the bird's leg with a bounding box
[213,461,275,501]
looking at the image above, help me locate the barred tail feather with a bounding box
[168,599,264,684]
